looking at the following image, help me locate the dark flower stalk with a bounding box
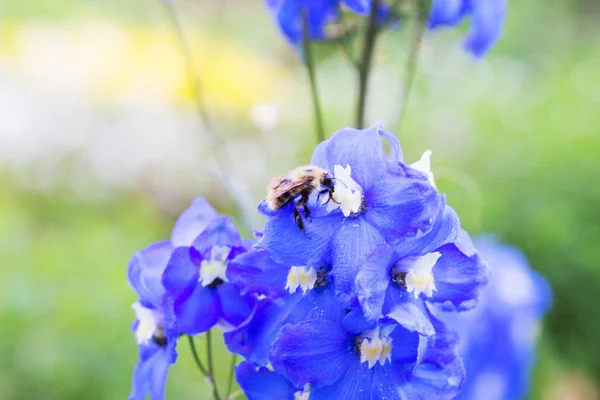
[356,0,381,129]
[302,9,326,144]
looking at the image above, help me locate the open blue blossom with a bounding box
[228,282,464,399]
[256,123,490,317]
[127,241,177,400]
[126,196,228,400]
[264,0,386,45]
[162,215,255,335]
[429,0,507,57]
[439,237,552,400]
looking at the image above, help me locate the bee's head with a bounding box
[321,173,335,191]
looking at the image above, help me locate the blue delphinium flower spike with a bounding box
[126,196,234,400]
[162,215,255,335]
[439,236,552,400]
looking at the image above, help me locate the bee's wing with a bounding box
[269,173,308,196]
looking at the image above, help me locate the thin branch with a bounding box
[187,335,209,377]
[356,0,381,129]
[160,0,254,233]
[301,9,326,143]
[225,353,237,398]
[395,14,426,135]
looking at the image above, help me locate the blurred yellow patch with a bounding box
[0,20,284,114]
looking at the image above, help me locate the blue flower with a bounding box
[229,284,464,399]
[429,0,507,57]
[127,241,178,400]
[439,236,552,400]
[162,215,255,335]
[258,124,454,309]
[264,0,389,46]
[126,196,227,400]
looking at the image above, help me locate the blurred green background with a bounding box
[1,0,599,399]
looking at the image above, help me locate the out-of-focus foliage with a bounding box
[0,0,599,399]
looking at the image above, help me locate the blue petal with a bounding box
[310,359,372,400]
[370,364,404,400]
[389,324,420,365]
[393,203,460,259]
[364,169,443,243]
[235,362,298,400]
[173,285,220,335]
[128,240,173,309]
[226,249,290,299]
[270,320,353,387]
[191,216,243,256]
[397,319,465,400]
[216,283,255,328]
[385,287,435,337]
[311,124,387,190]
[162,246,201,301]
[463,0,507,57]
[170,197,219,247]
[225,296,302,366]
[331,217,386,307]
[341,309,377,335]
[428,0,467,28]
[258,210,342,266]
[286,285,346,325]
[265,0,340,46]
[128,339,177,400]
[355,244,393,320]
[430,231,490,311]
[343,0,371,15]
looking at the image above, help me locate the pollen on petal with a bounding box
[132,302,159,345]
[285,266,317,294]
[328,164,364,217]
[405,252,441,299]
[199,246,231,286]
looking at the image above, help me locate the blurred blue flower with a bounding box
[264,0,390,46]
[126,196,228,399]
[162,213,255,335]
[439,236,552,400]
[257,124,489,316]
[429,0,507,57]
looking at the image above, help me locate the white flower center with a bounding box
[199,246,231,287]
[285,266,317,294]
[323,164,363,217]
[410,149,436,188]
[405,252,441,299]
[359,325,395,369]
[294,384,312,400]
[132,302,161,345]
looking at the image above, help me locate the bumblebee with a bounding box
[266,165,335,233]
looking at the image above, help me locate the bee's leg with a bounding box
[293,203,306,233]
[301,194,311,220]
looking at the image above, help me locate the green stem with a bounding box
[356,0,381,129]
[206,330,222,400]
[302,9,326,143]
[395,11,427,135]
[225,353,237,398]
[187,335,209,377]
[161,0,253,234]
